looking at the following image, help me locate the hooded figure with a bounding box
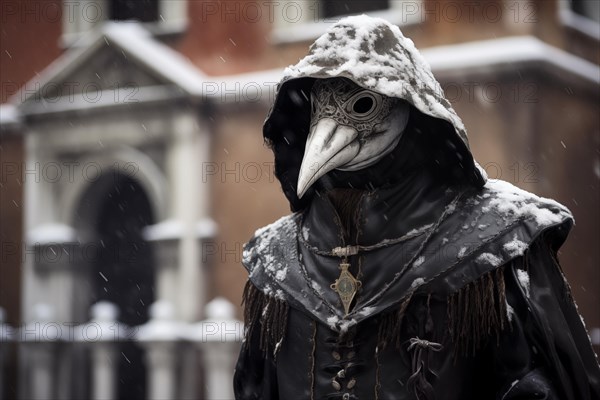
[234,16,600,400]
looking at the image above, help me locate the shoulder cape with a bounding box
[242,180,573,332]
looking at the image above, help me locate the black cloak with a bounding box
[234,15,600,400]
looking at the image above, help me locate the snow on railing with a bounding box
[18,303,59,400]
[4,299,243,400]
[187,297,244,400]
[137,301,184,400]
[74,301,128,400]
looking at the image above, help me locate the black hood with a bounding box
[263,15,487,211]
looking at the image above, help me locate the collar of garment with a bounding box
[301,166,457,252]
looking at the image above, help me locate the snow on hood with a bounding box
[264,15,486,210]
[285,15,465,138]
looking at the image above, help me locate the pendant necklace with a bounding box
[330,260,361,316]
[298,191,465,317]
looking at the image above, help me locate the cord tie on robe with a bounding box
[406,337,442,400]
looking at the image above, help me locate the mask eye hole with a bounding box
[346,91,382,121]
[353,96,374,114]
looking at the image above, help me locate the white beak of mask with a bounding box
[297,79,410,198]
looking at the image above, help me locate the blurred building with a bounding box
[0,1,598,399]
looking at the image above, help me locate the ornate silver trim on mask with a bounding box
[310,79,396,135]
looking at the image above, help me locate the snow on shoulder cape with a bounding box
[242,179,573,330]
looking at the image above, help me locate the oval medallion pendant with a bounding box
[330,261,362,315]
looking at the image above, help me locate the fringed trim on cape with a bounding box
[377,290,415,350]
[242,280,289,359]
[447,266,511,358]
[376,266,512,359]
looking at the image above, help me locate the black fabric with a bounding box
[233,322,279,400]
[234,242,600,399]
[263,78,314,211]
[235,173,600,399]
[239,178,574,330]
[239,15,599,400]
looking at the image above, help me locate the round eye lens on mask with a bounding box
[353,96,374,113]
[345,91,381,121]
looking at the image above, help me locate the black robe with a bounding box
[236,14,600,400]
[234,177,600,400]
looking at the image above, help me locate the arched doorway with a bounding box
[91,174,155,325]
[76,171,156,400]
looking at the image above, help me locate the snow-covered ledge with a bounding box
[0,103,22,132]
[27,224,77,246]
[558,1,600,41]
[142,219,217,321]
[270,2,423,45]
[142,218,218,242]
[422,35,600,85]
[26,224,79,271]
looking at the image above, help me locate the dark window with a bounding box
[322,0,390,18]
[110,0,159,22]
[571,0,600,22]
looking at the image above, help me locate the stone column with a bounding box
[190,298,243,400]
[164,114,213,323]
[137,301,183,400]
[143,219,217,315]
[19,304,58,400]
[75,302,125,400]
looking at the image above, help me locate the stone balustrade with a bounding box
[0,300,243,400]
